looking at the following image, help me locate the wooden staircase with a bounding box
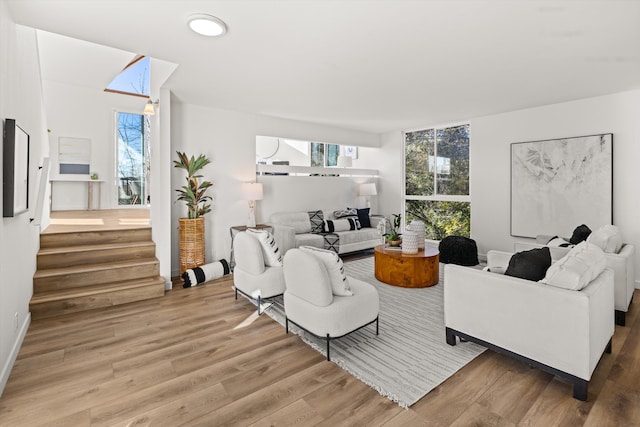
[30,210,165,319]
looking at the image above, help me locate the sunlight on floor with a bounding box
[119,218,151,226]
[50,218,105,225]
[234,311,261,329]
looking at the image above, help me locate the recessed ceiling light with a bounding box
[187,13,227,37]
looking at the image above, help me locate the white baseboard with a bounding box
[0,312,31,398]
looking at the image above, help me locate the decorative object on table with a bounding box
[182,259,230,288]
[407,220,426,249]
[90,172,99,180]
[174,151,212,274]
[359,182,377,208]
[511,133,612,238]
[438,235,479,266]
[401,230,420,254]
[384,213,402,246]
[241,182,263,227]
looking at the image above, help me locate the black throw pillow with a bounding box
[504,247,552,281]
[356,208,371,228]
[569,224,592,245]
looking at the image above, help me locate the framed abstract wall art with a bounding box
[511,133,613,238]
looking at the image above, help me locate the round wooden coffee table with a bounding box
[374,244,440,288]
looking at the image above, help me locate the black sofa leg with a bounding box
[605,338,612,354]
[445,327,457,346]
[375,317,379,335]
[573,379,588,401]
[285,318,289,334]
[615,310,626,327]
[235,288,238,300]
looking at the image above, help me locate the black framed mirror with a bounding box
[3,118,30,217]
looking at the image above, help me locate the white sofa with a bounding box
[269,210,383,255]
[515,234,635,326]
[444,250,614,401]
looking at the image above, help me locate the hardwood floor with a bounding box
[1,272,639,426]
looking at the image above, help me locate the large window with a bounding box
[116,112,148,205]
[404,124,470,239]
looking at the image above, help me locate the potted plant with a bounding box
[385,213,403,246]
[174,151,212,273]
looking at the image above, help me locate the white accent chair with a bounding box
[515,236,635,326]
[233,231,285,314]
[282,248,380,361]
[444,250,614,401]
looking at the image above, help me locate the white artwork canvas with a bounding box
[511,134,612,238]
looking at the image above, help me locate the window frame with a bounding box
[402,122,471,236]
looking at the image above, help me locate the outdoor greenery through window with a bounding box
[117,112,148,205]
[404,124,470,239]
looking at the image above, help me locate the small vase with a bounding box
[402,230,419,254]
[408,220,426,249]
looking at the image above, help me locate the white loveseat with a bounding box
[515,232,635,326]
[444,249,614,401]
[269,210,383,255]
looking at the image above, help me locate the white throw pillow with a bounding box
[246,229,283,267]
[587,225,622,253]
[541,241,606,290]
[300,245,353,296]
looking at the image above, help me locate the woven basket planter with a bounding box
[179,217,205,274]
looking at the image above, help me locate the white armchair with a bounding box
[444,250,614,401]
[515,235,635,326]
[282,248,379,361]
[233,231,286,314]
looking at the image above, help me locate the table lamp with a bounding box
[359,182,377,208]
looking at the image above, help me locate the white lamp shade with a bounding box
[359,182,377,196]
[143,100,155,115]
[337,155,352,168]
[241,182,264,200]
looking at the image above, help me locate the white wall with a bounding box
[170,103,380,277]
[42,79,149,210]
[376,90,640,287]
[471,90,640,288]
[0,5,50,395]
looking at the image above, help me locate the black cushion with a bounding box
[439,236,479,266]
[504,247,552,281]
[356,208,371,228]
[569,224,592,245]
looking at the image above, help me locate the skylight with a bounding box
[105,56,150,97]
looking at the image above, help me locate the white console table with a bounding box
[50,178,105,210]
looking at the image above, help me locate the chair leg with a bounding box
[615,310,626,327]
[375,317,379,335]
[285,318,289,334]
[605,338,612,354]
[257,295,262,315]
[326,334,331,361]
[235,288,238,300]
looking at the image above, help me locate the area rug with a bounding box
[259,257,486,408]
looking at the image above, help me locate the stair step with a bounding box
[37,241,156,269]
[34,258,160,293]
[40,227,152,249]
[30,277,165,320]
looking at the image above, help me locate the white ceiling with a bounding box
[8,0,640,134]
